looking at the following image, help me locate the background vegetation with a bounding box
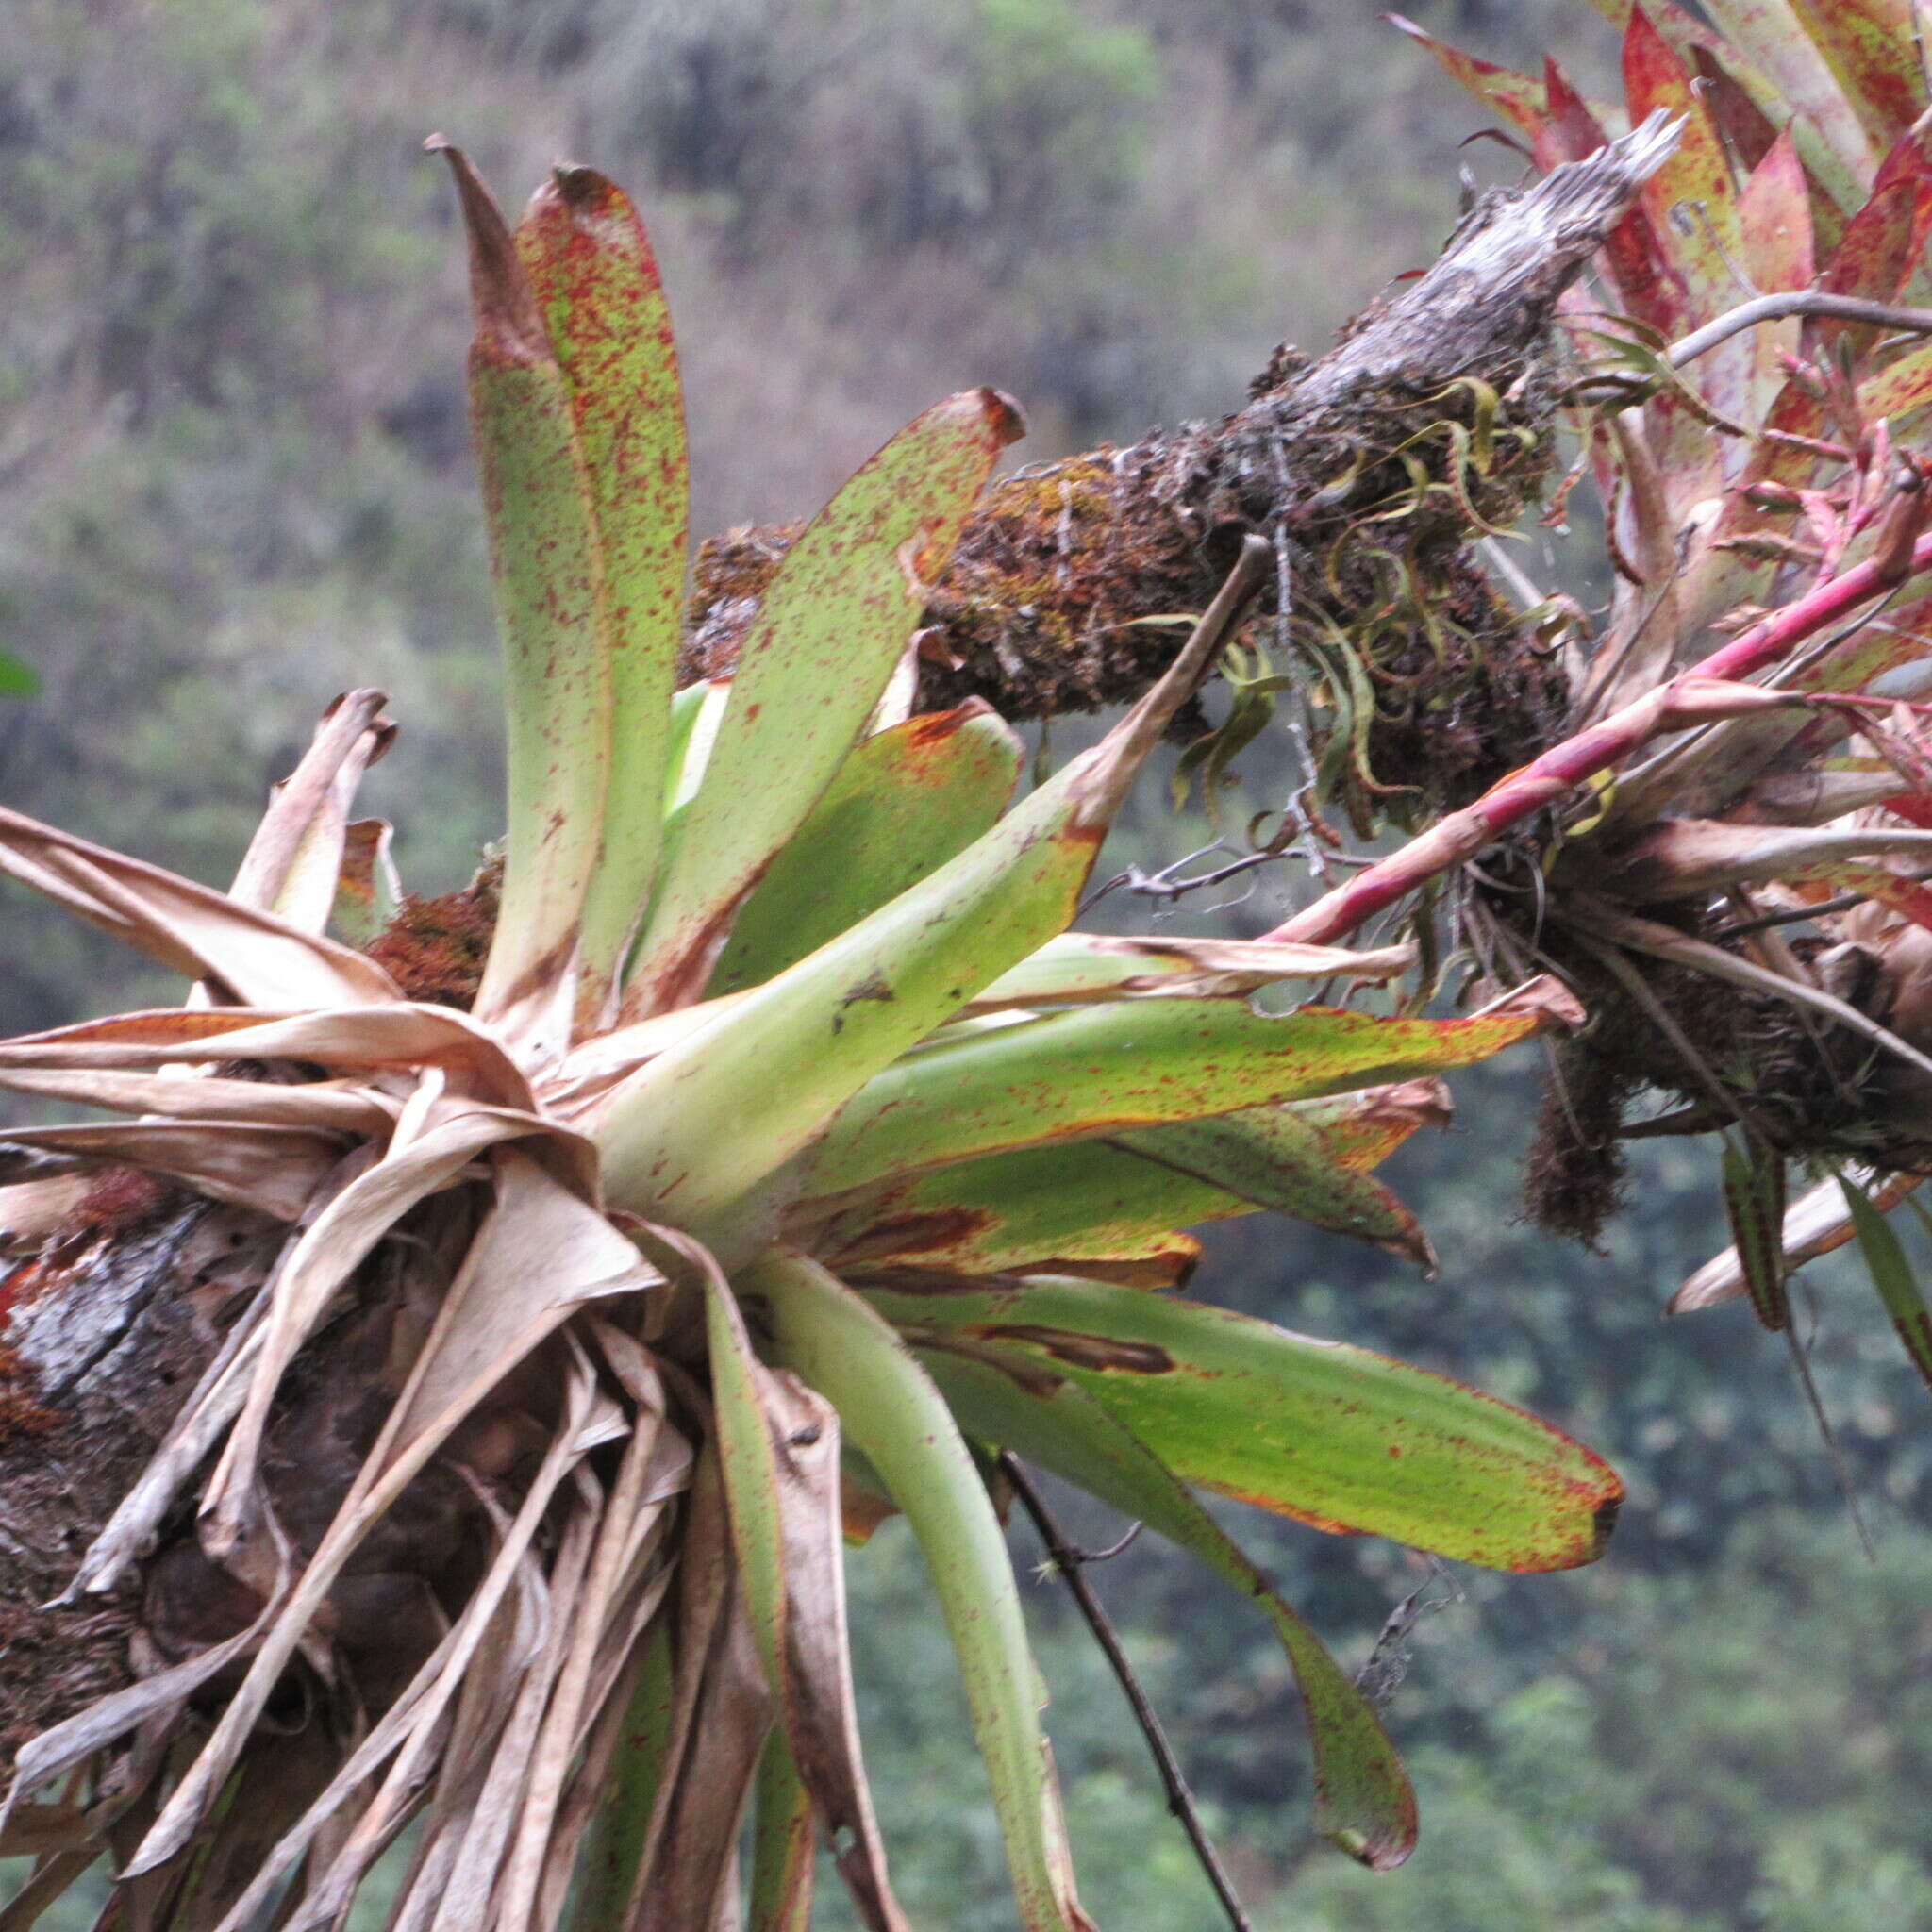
[3,2,1927,1925]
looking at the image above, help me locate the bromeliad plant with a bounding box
[1375,3,1932,1362]
[0,147,1623,1928]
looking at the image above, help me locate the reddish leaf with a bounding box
[1789,0,1925,157]
[1690,45,1780,174]
[1738,129,1816,409]
[1696,3,1880,217]
[1387,16,1546,142]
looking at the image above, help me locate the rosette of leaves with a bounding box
[1384,5,1932,1371]
[0,149,1621,1931]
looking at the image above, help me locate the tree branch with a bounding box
[997,1452,1253,1932]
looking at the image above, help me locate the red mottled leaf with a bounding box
[1699,2,1880,197]
[1816,160,1927,321]
[1543,58,1680,338]
[1624,8,1745,328]
[516,167,691,1030]
[1789,0,1925,157]
[1624,8,1752,497]
[1690,46,1780,174]
[1859,340,1932,425]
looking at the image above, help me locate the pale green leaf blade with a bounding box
[860,1274,1624,1572]
[751,1250,1093,1932]
[702,1264,909,1932]
[806,1000,1548,1200]
[710,701,1023,997]
[517,167,691,1029]
[596,546,1271,1240]
[1838,1174,1932,1392]
[435,142,612,1059]
[625,389,1024,1014]
[923,1349,1417,1870]
[806,1084,1439,1279]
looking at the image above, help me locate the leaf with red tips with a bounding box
[434,141,613,1062]
[622,389,1023,1018]
[516,167,690,1032]
[857,1272,1625,1573]
[1386,16,1546,142]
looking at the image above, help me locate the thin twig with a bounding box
[996,1454,1253,1932]
[1669,292,1932,369]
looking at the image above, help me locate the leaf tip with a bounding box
[429,138,547,363]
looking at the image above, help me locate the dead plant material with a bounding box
[364,856,503,1009]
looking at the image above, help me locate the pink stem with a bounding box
[1263,529,1932,948]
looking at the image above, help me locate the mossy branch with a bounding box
[683,116,1678,819]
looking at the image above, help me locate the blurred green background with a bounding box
[4,1,1930,1925]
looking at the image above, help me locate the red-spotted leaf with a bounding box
[1788,0,1925,158]
[860,1273,1624,1572]
[516,167,690,1032]
[804,1000,1550,1200]
[924,1352,1418,1870]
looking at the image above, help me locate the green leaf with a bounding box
[807,1137,1223,1284]
[701,1267,908,1931]
[751,1250,1093,1932]
[805,1000,1546,1200]
[1838,1173,1932,1393]
[860,1274,1624,1572]
[434,142,612,1059]
[807,1086,1436,1280]
[1722,1135,1790,1331]
[710,701,1023,997]
[517,166,690,1031]
[596,546,1271,1244]
[624,388,1024,1015]
[1120,1102,1435,1271]
[578,1622,678,1929]
[748,1726,816,1932]
[924,1350,1417,1870]
[0,650,38,698]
